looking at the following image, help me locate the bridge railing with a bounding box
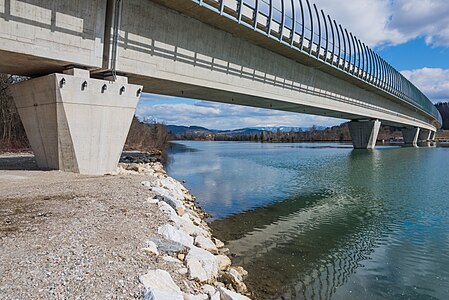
[191,0,442,125]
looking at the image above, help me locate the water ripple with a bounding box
[168,142,449,300]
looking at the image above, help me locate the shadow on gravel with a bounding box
[0,155,40,171]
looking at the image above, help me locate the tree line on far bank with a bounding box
[171,103,449,142]
[172,124,404,143]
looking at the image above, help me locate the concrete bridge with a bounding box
[0,0,442,174]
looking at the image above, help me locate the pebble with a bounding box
[142,241,159,256]
[216,255,232,271]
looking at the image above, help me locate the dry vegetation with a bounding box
[0,74,29,152]
[124,116,171,159]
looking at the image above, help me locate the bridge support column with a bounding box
[430,131,437,141]
[10,70,142,175]
[348,120,381,149]
[401,127,420,147]
[418,129,432,141]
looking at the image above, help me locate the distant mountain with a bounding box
[248,126,327,132]
[167,125,260,135]
[166,125,214,134]
[167,125,329,136]
[217,128,264,135]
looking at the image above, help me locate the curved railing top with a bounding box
[191,0,442,125]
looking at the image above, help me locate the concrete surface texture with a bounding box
[348,120,381,149]
[401,127,421,147]
[0,0,441,155]
[418,129,432,141]
[0,0,106,75]
[10,70,142,175]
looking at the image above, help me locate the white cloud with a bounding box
[312,0,449,47]
[402,68,449,103]
[136,97,343,129]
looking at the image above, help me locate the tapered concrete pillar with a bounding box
[10,70,142,175]
[430,131,437,141]
[418,129,432,141]
[348,120,381,149]
[401,127,420,147]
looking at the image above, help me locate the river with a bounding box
[166,141,449,299]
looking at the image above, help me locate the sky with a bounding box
[136,0,449,130]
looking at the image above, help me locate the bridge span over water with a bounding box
[0,0,442,174]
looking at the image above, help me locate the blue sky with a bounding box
[136,0,449,130]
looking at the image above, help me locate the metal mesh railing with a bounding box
[191,0,442,125]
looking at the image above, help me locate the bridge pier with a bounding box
[418,129,432,142]
[348,120,381,149]
[401,127,420,147]
[430,131,437,141]
[10,69,142,175]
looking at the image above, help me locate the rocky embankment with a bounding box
[118,157,252,300]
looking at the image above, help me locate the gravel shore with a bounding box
[0,153,251,300]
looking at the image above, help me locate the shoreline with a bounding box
[118,157,253,300]
[0,153,252,300]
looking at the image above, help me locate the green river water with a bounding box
[167,141,449,300]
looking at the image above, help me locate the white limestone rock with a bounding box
[225,268,248,294]
[202,284,216,296]
[186,256,208,282]
[171,215,210,238]
[233,266,248,277]
[214,281,226,288]
[162,255,181,264]
[139,269,183,300]
[142,241,159,256]
[216,255,232,271]
[218,287,251,300]
[183,293,208,300]
[186,246,219,282]
[211,292,221,300]
[152,186,185,210]
[214,238,225,249]
[147,197,160,204]
[158,201,178,219]
[195,235,218,254]
[158,224,194,248]
[161,176,188,193]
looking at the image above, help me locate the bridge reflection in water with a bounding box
[168,142,449,299]
[210,150,397,299]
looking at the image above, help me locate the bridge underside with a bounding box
[0,0,440,174]
[126,74,430,130]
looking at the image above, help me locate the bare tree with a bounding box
[124,116,171,160]
[0,74,29,151]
